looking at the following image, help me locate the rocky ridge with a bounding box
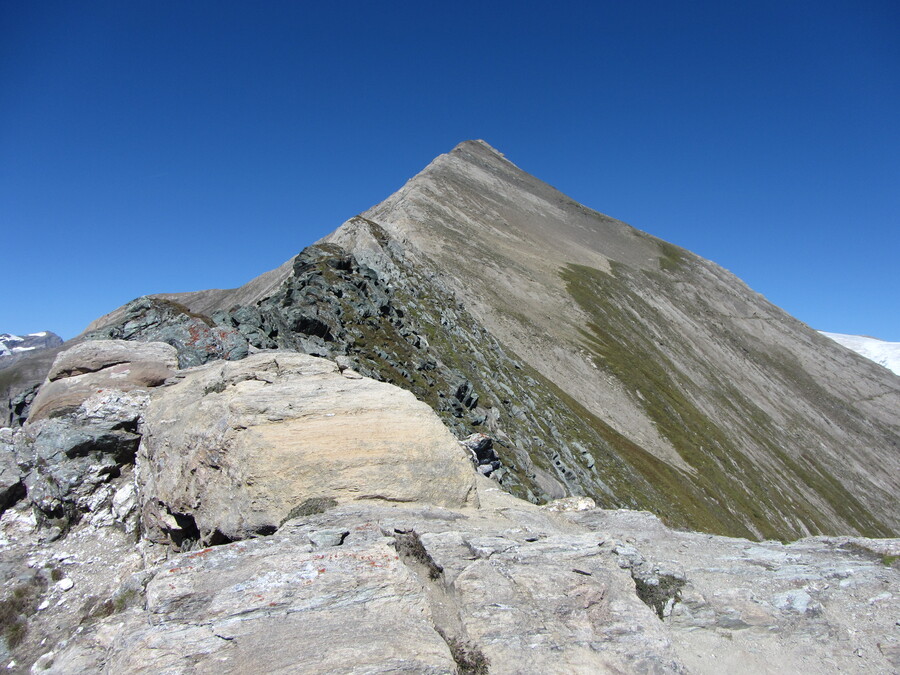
[0,340,896,674]
[10,141,897,543]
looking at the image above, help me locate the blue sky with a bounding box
[2,1,898,341]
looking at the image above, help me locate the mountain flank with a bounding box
[1,142,899,672]
[8,141,900,542]
[327,140,900,539]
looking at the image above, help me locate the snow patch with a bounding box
[820,332,900,376]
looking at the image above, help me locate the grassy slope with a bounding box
[560,259,892,540]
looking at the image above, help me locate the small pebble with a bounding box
[57,578,75,591]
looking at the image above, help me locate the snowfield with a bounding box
[820,332,900,376]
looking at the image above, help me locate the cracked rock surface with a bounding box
[2,335,898,674]
[31,482,899,674]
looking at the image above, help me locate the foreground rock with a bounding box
[138,352,478,547]
[39,485,900,674]
[0,342,178,534]
[2,341,897,673]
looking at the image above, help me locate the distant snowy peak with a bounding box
[0,331,63,365]
[820,332,900,376]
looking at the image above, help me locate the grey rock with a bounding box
[307,528,349,548]
[41,486,900,674]
[459,432,502,477]
[46,340,177,381]
[3,342,159,531]
[0,433,26,514]
[17,418,140,528]
[83,297,248,368]
[771,589,816,614]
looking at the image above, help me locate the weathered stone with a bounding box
[542,496,597,512]
[138,352,478,547]
[83,297,249,368]
[307,528,349,548]
[3,438,897,675]
[49,519,460,674]
[459,432,502,478]
[6,382,40,427]
[28,341,175,423]
[0,433,26,514]
[16,418,140,528]
[46,340,178,381]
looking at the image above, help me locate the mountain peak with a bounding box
[22,141,900,544]
[449,138,506,157]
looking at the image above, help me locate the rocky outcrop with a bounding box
[82,297,247,368]
[34,488,900,675]
[0,341,176,536]
[28,340,177,422]
[138,352,478,548]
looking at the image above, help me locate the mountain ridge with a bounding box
[8,140,900,540]
[325,140,900,538]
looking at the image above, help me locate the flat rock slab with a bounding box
[569,509,900,674]
[47,340,178,381]
[45,502,683,674]
[33,498,900,674]
[120,529,453,673]
[28,340,177,422]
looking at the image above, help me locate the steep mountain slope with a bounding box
[324,141,900,539]
[0,332,62,368]
[821,331,900,376]
[56,141,900,540]
[0,332,65,427]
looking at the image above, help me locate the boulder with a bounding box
[138,352,478,547]
[460,432,501,476]
[16,416,142,531]
[46,340,178,381]
[28,341,177,423]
